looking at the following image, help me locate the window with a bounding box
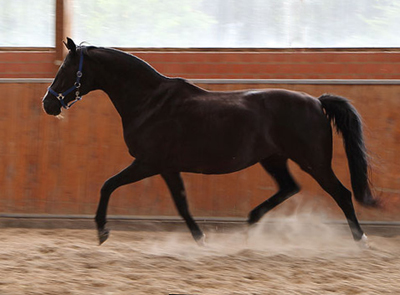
[72,0,400,48]
[0,0,55,47]
[1,0,399,48]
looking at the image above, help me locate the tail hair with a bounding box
[319,94,378,207]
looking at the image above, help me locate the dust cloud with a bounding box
[145,211,359,261]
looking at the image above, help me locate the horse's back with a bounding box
[126,82,332,174]
[176,87,331,172]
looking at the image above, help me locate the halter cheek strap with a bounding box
[48,50,84,109]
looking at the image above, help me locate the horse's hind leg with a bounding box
[161,172,205,244]
[248,155,300,225]
[309,167,365,242]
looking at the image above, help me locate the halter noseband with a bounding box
[48,49,84,109]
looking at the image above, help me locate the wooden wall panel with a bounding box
[0,82,399,222]
[2,49,400,79]
[0,52,56,78]
[131,50,400,80]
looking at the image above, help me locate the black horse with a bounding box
[42,38,378,246]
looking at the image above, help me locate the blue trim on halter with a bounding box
[48,50,84,109]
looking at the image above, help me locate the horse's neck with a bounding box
[92,50,166,119]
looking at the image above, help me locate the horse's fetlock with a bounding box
[248,209,262,225]
[94,216,106,229]
[287,182,300,195]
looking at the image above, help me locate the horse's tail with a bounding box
[318,94,379,207]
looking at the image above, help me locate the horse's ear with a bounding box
[63,37,77,53]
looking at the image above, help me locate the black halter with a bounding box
[47,49,84,109]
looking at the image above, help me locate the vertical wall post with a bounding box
[54,0,71,71]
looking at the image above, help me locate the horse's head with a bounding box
[42,38,87,116]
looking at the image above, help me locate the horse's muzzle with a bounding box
[42,94,62,116]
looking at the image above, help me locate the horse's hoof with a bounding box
[248,211,265,226]
[98,228,110,245]
[247,212,258,226]
[358,233,370,249]
[196,234,206,247]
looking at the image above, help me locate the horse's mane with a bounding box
[81,45,165,79]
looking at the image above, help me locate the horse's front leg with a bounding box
[95,160,158,245]
[161,172,205,245]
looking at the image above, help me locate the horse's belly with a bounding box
[182,158,259,175]
[174,139,275,174]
